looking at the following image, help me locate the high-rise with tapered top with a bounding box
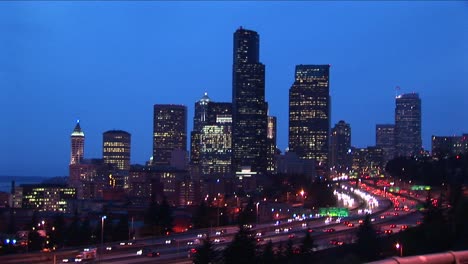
[232,27,268,175]
[70,120,85,165]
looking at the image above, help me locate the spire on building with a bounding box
[71,120,84,137]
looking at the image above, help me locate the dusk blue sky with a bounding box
[1,1,467,177]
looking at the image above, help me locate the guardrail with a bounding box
[367,250,468,264]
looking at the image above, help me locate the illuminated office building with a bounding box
[70,120,85,165]
[190,92,233,177]
[395,93,422,157]
[330,120,352,173]
[431,135,466,159]
[200,116,232,177]
[153,105,187,166]
[267,116,277,174]
[103,130,131,171]
[13,184,76,212]
[376,124,395,163]
[232,27,268,175]
[289,65,330,172]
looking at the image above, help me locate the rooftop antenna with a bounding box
[395,86,401,98]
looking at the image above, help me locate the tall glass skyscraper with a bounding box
[103,130,131,171]
[70,120,85,165]
[289,65,330,172]
[232,27,268,175]
[395,93,422,157]
[153,104,187,166]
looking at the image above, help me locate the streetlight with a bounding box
[101,216,107,263]
[256,202,260,224]
[395,242,403,257]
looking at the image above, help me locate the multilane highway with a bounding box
[0,179,426,264]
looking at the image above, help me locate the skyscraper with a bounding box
[153,104,187,166]
[395,93,422,157]
[289,65,331,172]
[376,124,395,163]
[190,93,233,177]
[330,120,351,173]
[267,115,277,174]
[103,130,131,171]
[70,120,84,165]
[232,27,268,175]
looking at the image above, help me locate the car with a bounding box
[347,223,354,227]
[165,239,174,245]
[329,239,344,246]
[302,223,307,228]
[358,219,364,224]
[256,237,264,242]
[390,224,397,228]
[343,221,350,226]
[324,228,335,233]
[214,238,225,243]
[136,249,143,255]
[400,225,409,230]
[275,228,281,234]
[62,258,75,263]
[307,228,314,233]
[147,251,160,257]
[384,229,393,235]
[187,241,194,245]
[288,234,295,239]
[106,246,113,251]
[380,215,385,219]
[197,233,206,238]
[394,212,399,216]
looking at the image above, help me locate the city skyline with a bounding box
[1,2,467,176]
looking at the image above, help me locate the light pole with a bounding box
[395,242,403,257]
[256,202,260,224]
[101,216,106,263]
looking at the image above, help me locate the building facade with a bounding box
[103,130,131,171]
[267,115,278,174]
[232,27,268,175]
[153,104,187,166]
[376,124,396,164]
[13,184,76,212]
[330,120,352,173]
[395,93,422,157]
[289,64,331,174]
[431,135,466,159]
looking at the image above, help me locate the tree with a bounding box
[49,214,66,248]
[355,214,379,262]
[223,225,257,264]
[159,197,174,235]
[238,198,256,225]
[193,200,210,229]
[300,229,315,255]
[193,235,217,264]
[260,240,275,264]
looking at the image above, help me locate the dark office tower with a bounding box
[395,93,422,157]
[376,124,395,163]
[330,120,351,173]
[70,120,85,165]
[153,105,187,166]
[289,65,331,171]
[103,130,131,171]
[267,116,277,174]
[232,27,268,175]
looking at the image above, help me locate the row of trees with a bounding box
[193,225,318,264]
